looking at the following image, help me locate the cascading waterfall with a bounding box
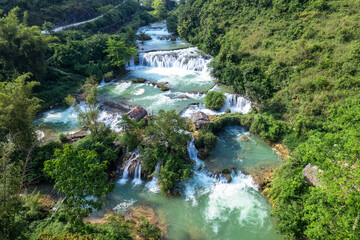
[119,153,139,184]
[146,161,162,193]
[223,93,252,113]
[132,162,142,185]
[138,47,211,72]
[180,93,252,118]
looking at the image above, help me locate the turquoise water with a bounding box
[36,21,282,240]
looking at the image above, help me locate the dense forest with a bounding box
[1,0,359,239]
[170,0,360,239]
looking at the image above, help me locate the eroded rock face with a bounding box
[191,111,210,129]
[302,163,323,187]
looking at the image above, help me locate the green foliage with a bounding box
[195,129,217,151]
[166,14,178,33]
[76,133,119,164]
[0,140,24,240]
[66,76,107,137]
[118,115,146,152]
[176,2,360,237]
[141,110,192,193]
[250,114,290,142]
[137,216,161,240]
[104,38,137,69]
[0,7,55,80]
[151,0,167,20]
[29,141,63,183]
[0,0,119,26]
[204,91,225,110]
[0,74,41,150]
[44,144,113,224]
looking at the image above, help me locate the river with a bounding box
[35,21,282,240]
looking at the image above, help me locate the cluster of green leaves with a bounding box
[175,0,360,238]
[194,129,217,152]
[0,0,120,26]
[0,8,55,81]
[136,216,161,240]
[204,91,225,110]
[120,110,192,193]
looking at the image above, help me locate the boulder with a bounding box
[127,105,148,122]
[67,131,89,141]
[191,111,210,129]
[302,163,323,187]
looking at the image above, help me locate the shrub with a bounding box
[205,91,225,110]
[195,129,218,151]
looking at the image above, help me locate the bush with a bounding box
[205,91,225,110]
[195,129,218,151]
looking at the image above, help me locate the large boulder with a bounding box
[191,111,210,129]
[127,105,147,122]
[302,163,323,187]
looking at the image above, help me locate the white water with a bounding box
[118,153,139,184]
[145,161,162,193]
[132,162,142,185]
[181,93,252,118]
[138,47,211,72]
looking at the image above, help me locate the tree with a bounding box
[0,7,55,80]
[41,21,55,34]
[152,0,167,19]
[141,110,192,193]
[204,91,225,110]
[66,76,106,137]
[0,74,40,151]
[142,0,154,9]
[104,38,137,69]
[44,144,113,224]
[0,140,24,240]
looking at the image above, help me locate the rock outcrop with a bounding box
[191,111,210,129]
[302,163,323,187]
[127,105,148,122]
[67,130,89,142]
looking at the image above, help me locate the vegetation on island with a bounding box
[204,91,225,110]
[120,110,193,193]
[173,0,360,239]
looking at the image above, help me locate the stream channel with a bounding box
[35,21,282,240]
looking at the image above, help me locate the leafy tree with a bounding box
[166,14,178,33]
[0,74,40,151]
[204,91,225,110]
[41,21,55,33]
[195,129,217,151]
[66,76,106,138]
[151,0,167,19]
[0,140,24,240]
[0,7,55,80]
[141,110,192,193]
[104,38,137,69]
[44,144,113,224]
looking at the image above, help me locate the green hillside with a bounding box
[174,0,360,239]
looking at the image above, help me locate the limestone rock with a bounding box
[302,163,323,187]
[191,111,209,129]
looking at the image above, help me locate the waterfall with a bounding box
[118,153,139,184]
[180,93,252,118]
[138,47,211,72]
[146,161,162,193]
[187,139,205,170]
[223,93,252,114]
[132,162,142,185]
